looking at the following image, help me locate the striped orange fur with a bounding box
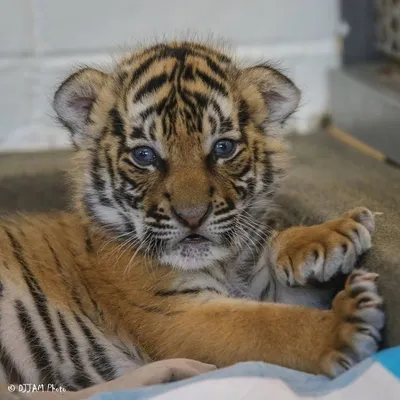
[0,41,384,389]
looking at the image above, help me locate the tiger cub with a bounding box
[0,41,383,389]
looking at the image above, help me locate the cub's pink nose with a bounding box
[172,204,212,228]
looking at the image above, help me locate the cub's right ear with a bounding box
[53,68,107,147]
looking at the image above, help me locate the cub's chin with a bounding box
[159,236,231,270]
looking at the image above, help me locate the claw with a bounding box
[350,271,379,284]
[357,299,381,309]
[359,272,379,282]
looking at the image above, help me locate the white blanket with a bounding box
[92,347,400,400]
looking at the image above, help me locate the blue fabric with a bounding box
[90,362,326,400]
[90,347,400,400]
[374,346,400,378]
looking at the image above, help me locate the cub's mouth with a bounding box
[180,234,210,244]
[161,232,230,270]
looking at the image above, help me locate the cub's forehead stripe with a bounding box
[125,46,231,98]
[118,47,235,143]
[133,73,169,103]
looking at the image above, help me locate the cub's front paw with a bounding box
[272,207,375,286]
[321,270,384,377]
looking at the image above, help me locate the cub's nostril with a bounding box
[172,203,212,228]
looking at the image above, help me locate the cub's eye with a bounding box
[132,146,157,166]
[213,139,237,159]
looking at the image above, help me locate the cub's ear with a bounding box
[53,68,107,147]
[238,65,300,129]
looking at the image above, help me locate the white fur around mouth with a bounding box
[160,241,230,270]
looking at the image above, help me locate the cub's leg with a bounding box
[136,271,383,377]
[270,207,375,288]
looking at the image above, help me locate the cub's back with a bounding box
[0,212,144,389]
[0,212,86,306]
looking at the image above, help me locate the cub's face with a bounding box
[54,42,299,270]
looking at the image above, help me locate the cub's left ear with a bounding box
[238,65,300,128]
[53,68,108,147]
